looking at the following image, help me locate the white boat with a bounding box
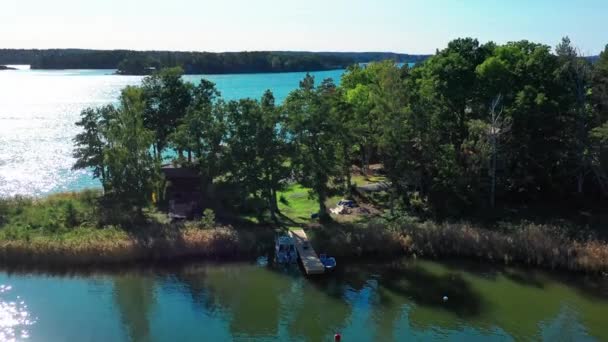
[275,235,297,264]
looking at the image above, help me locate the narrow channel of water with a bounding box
[0,258,606,341]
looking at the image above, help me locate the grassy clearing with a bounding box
[277,184,341,225]
[351,174,388,187]
[277,184,318,224]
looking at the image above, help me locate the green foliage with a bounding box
[593,45,608,120]
[141,67,192,160]
[283,74,341,221]
[71,36,608,224]
[103,86,157,210]
[73,87,158,212]
[175,79,227,181]
[199,208,216,229]
[116,54,161,75]
[224,90,290,219]
[0,191,101,236]
[72,105,115,187]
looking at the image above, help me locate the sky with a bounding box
[1,0,606,55]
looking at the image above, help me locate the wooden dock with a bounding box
[290,229,325,275]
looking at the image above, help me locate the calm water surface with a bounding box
[0,258,607,341]
[0,67,344,197]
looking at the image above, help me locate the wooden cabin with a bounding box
[161,164,203,219]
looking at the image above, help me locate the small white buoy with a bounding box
[443,295,448,302]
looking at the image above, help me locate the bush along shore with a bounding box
[1,191,607,274]
[0,191,274,268]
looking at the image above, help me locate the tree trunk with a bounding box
[344,144,352,194]
[187,150,192,163]
[317,184,329,222]
[360,147,367,176]
[364,144,371,177]
[593,168,608,197]
[577,174,585,194]
[389,186,396,215]
[269,187,278,222]
[490,134,497,209]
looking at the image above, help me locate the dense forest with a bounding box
[73,37,608,222]
[0,49,429,75]
[277,51,431,63]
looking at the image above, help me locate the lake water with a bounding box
[0,258,607,341]
[0,67,344,198]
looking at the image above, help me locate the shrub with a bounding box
[200,208,216,229]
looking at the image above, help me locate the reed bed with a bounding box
[0,191,273,267]
[1,191,607,273]
[311,220,608,273]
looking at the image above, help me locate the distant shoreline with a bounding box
[0,49,429,75]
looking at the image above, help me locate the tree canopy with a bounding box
[73,37,608,222]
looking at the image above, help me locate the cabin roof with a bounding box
[161,164,200,179]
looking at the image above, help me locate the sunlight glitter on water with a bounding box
[0,284,35,342]
[0,70,137,197]
[0,68,344,197]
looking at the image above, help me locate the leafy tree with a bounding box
[590,123,608,196]
[225,98,265,206]
[104,86,157,212]
[141,67,191,161]
[592,45,608,119]
[590,45,608,195]
[258,90,291,220]
[284,74,339,221]
[341,64,376,175]
[554,37,595,194]
[185,80,227,184]
[73,105,115,188]
[217,90,291,221]
[330,86,357,194]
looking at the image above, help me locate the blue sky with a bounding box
[2,0,606,55]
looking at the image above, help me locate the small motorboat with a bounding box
[319,254,337,271]
[275,235,298,264]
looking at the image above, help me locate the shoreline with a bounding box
[1,191,607,274]
[0,221,606,275]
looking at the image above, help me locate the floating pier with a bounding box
[290,229,325,275]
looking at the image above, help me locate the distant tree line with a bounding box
[277,51,431,63]
[0,49,426,75]
[73,37,608,220]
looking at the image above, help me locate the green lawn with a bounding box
[277,184,341,225]
[351,174,388,186]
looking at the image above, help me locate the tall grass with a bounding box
[310,219,608,273]
[2,190,607,273]
[0,191,273,268]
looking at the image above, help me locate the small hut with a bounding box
[161,164,203,219]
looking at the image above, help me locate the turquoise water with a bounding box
[0,67,344,197]
[1,258,607,341]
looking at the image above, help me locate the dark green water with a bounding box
[1,258,607,341]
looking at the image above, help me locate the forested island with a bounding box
[0,49,430,75]
[1,37,607,272]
